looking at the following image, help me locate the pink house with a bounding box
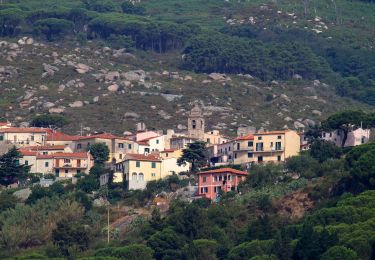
[197,168,248,200]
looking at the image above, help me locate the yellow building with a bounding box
[233,130,300,165]
[115,153,162,190]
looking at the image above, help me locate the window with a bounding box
[362,136,366,144]
[234,153,237,159]
[25,160,29,166]
[77,143,82,149]
[77,169,81,174]
[228,147,231,151]
[152,173,156,177]
[65,169,68,174]
[329,133,332,137]
[203,176,206,183]
[165,153,169,157]
[214,176,218,182]
[200,187,208,194]
[256,143,264,151]
[277,135,282,139]
[43,151,48,155]
[31,135,34,141]
[248,152,253,158]
[192,120,196,129]
[258,156,263,162]
[207,138,210,143]
[228,175,231,180]
[118,143,124,148]
[270,142,273,147]
[132,173,137,180]
[322,133,326,138]
[145,148,150,153]
[45,162,49,167]
[275,142,282,150]
[152,162,156,168]
[55,169,59,177]
[277,155,281,161]
[0,135,3,141]
[156,139,159,144]
[237,143,240,150]
[64,159,71,163]
[248,141,253,147]
[136,161,140,167]
[214,186,221,193]
[258,136,262,140]
[119,154,123,159]
[139,173,144,181]
[219,176,222,181]
[128,144,132,149]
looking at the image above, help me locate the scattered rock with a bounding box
[49,107,65,114]
[280,94,291,102]
[43,102,55,109]
[208,73,226,81]
[158,110,172,120]
[58,85,66,92]
[75,63,90,74]
[107,84,119,92]
[93,96,99,103]
[39,85,49,91]
[312,110,322,116]
[303,119,316,127]
[105,71,120,82]
[69,101,84,108]
[284,117,293,122]
[293,74,303,80]
[121,70,146,82]
[124,112,140,119]
[294,121,305,129]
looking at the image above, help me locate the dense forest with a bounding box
[0,0,375,105]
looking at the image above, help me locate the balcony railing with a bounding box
[255,147,284,152]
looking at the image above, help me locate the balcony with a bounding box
[56,163,88,169]
[234,146,254,152]
[254,147,284,153]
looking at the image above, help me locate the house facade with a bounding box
[233,130,300,165]
[0,127,50,147]
[321,128,370,147]
[197,168,248,200]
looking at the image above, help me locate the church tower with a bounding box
[188,104,205,140]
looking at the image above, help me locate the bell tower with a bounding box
[188,103,205,140]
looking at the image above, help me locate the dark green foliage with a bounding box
[183,33,331,81]
[76,175,99,193]
[33,18,74,41]
[320,245,359,260]
[241,163,284,189]
[185,239,218,260]
[30,114,69,128]
[0,8,25,37]
[106,34,134,50]
[310,140,342,163]
[147,228,186,260]
[82,0,118,13]
[89,143,110,164]
[26,182,65,204]
[121,2,146,15]
[286,155,320,179]
[0,147,30,186]
[95,244,154,259]
[177,141,207,173]
[0,192,18,212]
[52,220,90,259]
[227,240,275,260]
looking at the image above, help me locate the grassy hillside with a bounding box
[0,0,374,135]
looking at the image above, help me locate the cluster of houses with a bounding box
[0,104,371,199]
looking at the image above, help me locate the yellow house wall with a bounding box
[127,160,162,182]
[2,132,47,147]
[284,131,301,158]
[161,158,190,178]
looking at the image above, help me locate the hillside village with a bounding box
[0,104,371,200]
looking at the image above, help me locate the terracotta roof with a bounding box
[23,145,66,151]
[52,152,90,159]
[36,154,55,159]
[137,135,161,142]
[235,134,254,141]
[254,130,290,135]
[137,141,150,146]
[20,150,37,156]
[124,153,161,162]
[161,149,178,153]
[47,131,81,141]
[0,127,50,133]
[198,167,248,176]
[0,122,10,126]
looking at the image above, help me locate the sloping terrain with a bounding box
[0,0,374,135]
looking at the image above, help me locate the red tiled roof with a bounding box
[23,145,66,151]
[0,122,10,126]
[47,131,81,141]
[36,154,55,159]
[235,134,254,141]
[161,149,178,153]
[52,152,90,159]
[0,127,50,133]
[125,153,161,162]
[137,135,161,142]
[198,167,248,176]
[20,150,37,156]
